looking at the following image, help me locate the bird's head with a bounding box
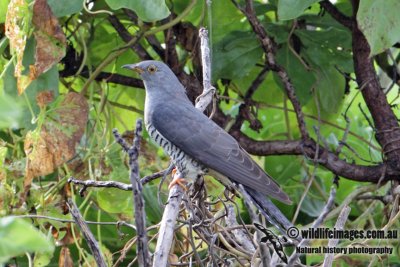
[123,60,173,82]
[123,60,186,97]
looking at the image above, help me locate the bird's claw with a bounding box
[168,173,187,191]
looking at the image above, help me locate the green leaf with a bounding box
[0,93,23,129]
[301,194,326,217]
[212,31,263,80]
[142,185,163,224]
[33,251,54,267]
[264,155,301,184]
[277,0,320,20]
[262,22,290,44]
[105,0,170,22]
[0,0,10,23]
[315,66,345,113]
[297,28,353,73]
[211,0,247,43]
[0,146,7,168]
[233,68,283,105]
[0,217,54,264]
[0,37,9,56]
[3,38,59,129]
[97,188,133,215]
[275,44,315,105]
[173,0,204,25]
[47,0,83,17]
[299,175,326,217]
[96,150,133,215]
[357,0,400,56]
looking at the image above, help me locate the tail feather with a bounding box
[244,187,294,236]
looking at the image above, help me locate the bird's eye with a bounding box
[147,65,157,74]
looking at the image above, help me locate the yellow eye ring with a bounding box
[147,65,157,74]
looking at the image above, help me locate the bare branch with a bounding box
[228,128,390,183]
[225,204,256,253]
[351,2,400,170]
[113,119,151,267]
[287,186,337,265]
[235,0,309,140]
[60,45,144,88]
[320,0,354,29]
[231,65,269,131]
[311,186,337,228]
[195,28,216,112]
[152,185,185,266]
[68,169,167,193]
[323,206,351,267]
[12,215,135,229]
[108,15,152,60]
[68,177,132,195]
[67,199,107,267]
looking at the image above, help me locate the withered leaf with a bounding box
[58,246,74,267]
[5,0,31,95]
[25,92,88,181]
[31,0,66,80]
[36,90,55,108]
[54,224,78,247]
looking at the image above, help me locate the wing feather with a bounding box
[151,102,291,204]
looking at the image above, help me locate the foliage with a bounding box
[0,0,400,266]
[0,217,54,263]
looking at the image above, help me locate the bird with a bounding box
[123,60,293,230]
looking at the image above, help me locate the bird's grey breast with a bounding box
[144,101,206,181]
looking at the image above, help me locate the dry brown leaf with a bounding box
[59,246,74,267]
[5,0,30,95]
[31,0,66,80]
[36,91,55,108]
[25,92,88,180]
[5,0,66,95]
[55,224,78,247]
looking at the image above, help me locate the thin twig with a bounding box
[225,204,256,253]
[113,119,151,267]
[67,199,107,267]
[311,186,337,228]
[108,15,151,60]
[323,206,351,267]
[255,102,380,151]
[195,27,216,112]
[287,186,337,266]
[67,169,168,194]
[236,0,310,140]
[12,214,136,228]
[231,65,269,131]
[319,0,354,29]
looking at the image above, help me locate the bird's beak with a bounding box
[122,64,144,74]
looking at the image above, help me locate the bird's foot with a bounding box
[168,172,188,191]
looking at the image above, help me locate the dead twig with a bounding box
[323,206,351,267]
[113,119,151,267]
[67,199,107,267]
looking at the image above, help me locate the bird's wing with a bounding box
[151,102,291,204]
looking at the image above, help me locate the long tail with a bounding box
[243,186,294,236]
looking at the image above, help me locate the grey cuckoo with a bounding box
[123,60,293,231]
